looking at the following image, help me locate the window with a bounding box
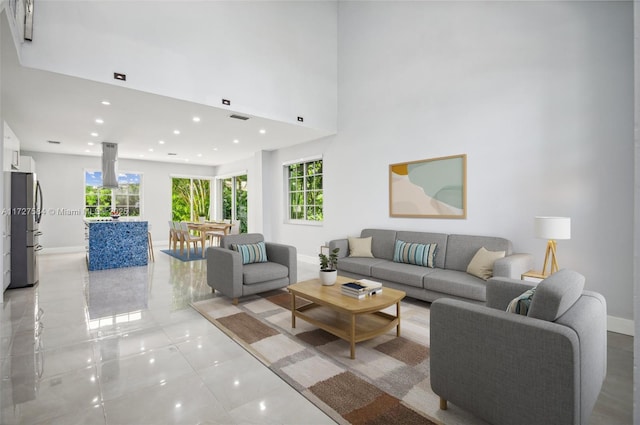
[85,171,142,217]
[171,177,211,222]
[287,158,323,222]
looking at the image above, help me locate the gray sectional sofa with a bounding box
[329,228,533,304]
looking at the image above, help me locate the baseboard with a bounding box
[607,316,634,336]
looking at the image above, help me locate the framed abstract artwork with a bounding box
[389,154,467,219]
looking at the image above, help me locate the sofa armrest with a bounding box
[485,277,537,310]
[493,253,534,279]
[206,247,243,298]
[430,298,580,425]
[265,243,297,284]
[329,239,349,258]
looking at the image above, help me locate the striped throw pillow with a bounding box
[231,241,268,265]
[393,240,437,268]
[506,288,536,315]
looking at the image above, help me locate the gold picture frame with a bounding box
[389,154,467,219]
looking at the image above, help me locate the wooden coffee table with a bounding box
[288,276,406,359]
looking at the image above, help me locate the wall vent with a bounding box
[229,114,249,121]
[47,140,61,144]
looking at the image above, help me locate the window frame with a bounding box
[284,156,323,225]
[84,170,143,218]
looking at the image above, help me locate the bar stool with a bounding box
[147,230,155,262]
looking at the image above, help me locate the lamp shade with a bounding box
[534,216,571,240]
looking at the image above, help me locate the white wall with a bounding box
[263,1,635,322]
[20,1,338,133]
[23,151,214,250]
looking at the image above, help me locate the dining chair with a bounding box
[178,221,203,258]
[168,221,179,252]
[229,221,240,235]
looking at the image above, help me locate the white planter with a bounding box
[319,270,337,286]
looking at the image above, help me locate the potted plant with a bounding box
[197,208,207,223]
[318,247,340,286]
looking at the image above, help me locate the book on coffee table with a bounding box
[341,279,383,297]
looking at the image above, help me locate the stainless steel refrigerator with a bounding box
[9,172,43,288]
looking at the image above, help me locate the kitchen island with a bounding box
[85,220,148,271]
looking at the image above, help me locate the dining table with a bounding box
[186,221,233,252]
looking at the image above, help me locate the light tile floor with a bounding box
[0,247,633,425]
[1,249,333,425]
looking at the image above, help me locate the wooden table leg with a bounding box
[350,314,356,359]
[291,292,296,328]
[396,301,401,337]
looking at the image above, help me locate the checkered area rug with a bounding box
[191,290,486,425]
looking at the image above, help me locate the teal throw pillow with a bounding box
[506,288,536,315]
[393,240,437,268]
[232,241,268,265]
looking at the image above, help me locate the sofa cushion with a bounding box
[338,257,387,276]
[506,288,536,315]
[371,260,436,288]
[232,241,268,264]
[243,262,289,285]
[361,229,397,260]
[396,231,448,269]
[424,269,487,301]
[466,247,505,280]
[393,240,437,268]
[348,236,374,257]
[528,269,585,321]
[444,235,512,272]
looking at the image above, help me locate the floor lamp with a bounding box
[534,216,571,276]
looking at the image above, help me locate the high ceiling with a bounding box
[1,25,330,168]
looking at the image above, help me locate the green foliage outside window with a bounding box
[85,171,141,217]
[221,175,248,233]
[288,159,323,221]
[171,178,210,222]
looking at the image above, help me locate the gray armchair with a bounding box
[206,233,297,305]
[430,269,607,425]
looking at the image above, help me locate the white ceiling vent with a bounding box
[102,142,119,189]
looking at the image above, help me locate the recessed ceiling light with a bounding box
[184,158,189,162]
[158,140,165,145]
[233,139,239,144]
[213,148,218,151]
[173,130,180,135]
[139,154,144,158]
[85,149,90,153]
[95,118,104,124]
[197,153,202,157]
[148,148,154,152]
[90,132,99,137]
[192,117,200,122]
[101,100,111,106]
[87,142,94,146]
[259,129,266,134]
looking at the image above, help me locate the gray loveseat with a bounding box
[328,229,533,303]
[430,270,607,424]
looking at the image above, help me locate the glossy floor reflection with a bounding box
[1,250,333,425]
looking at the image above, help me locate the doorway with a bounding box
[220,174,247,233]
